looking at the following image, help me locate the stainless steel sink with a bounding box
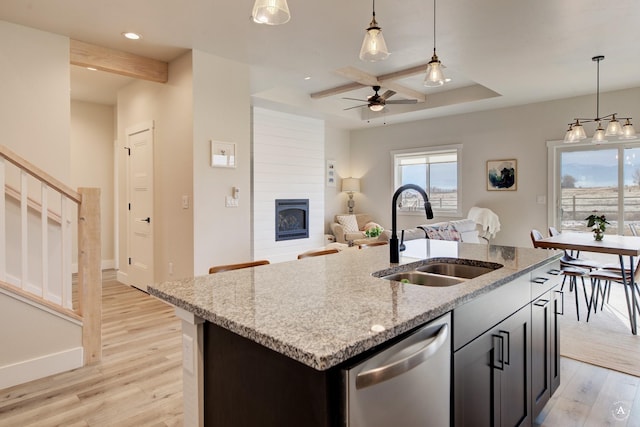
[381,271,466,287]
[375,258,503,287]
[415,263,495,279]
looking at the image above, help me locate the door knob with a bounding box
[141,217,151,223]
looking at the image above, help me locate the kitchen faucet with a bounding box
[390,184,434,263]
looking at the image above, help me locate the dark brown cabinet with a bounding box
[531,272,563,418]
[453,304,531,427]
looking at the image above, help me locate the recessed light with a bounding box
[122,32,142,40]
[304,76,312,80]
[86,67,97,71]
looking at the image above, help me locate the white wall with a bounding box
[192,50,251,275]
[324,126,351,233]
[117,52,194,283]
[0,20,70,181]
[253,108,325,262]
[70,101,115,268]
[350,87,640,248]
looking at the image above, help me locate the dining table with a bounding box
[535,231,640,335]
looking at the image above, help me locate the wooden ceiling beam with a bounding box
[310,63,430,102]
[70,39,168,83]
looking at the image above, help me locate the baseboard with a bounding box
[117,270,130,286]
[0,347,84,389]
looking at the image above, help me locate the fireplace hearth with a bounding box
[275,199,309,241]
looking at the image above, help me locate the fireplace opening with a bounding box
[275,199,309,241]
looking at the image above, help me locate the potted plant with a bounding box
[364,225,382,238]
[585,212,609,241]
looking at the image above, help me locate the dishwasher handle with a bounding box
[355,323,449,389]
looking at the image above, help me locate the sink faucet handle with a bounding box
[399,229,406,252]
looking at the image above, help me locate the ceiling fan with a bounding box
[343,85,418,111]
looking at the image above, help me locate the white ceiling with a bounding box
[3,0,640,129]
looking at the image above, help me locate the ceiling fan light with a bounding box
[605,116,622,136]
[252,0,290,25]
[359,25,390,61]
[424,54,445,87]
[369,103,385,112]
[621,119,637,139]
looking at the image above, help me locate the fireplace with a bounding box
[275,199,309,241]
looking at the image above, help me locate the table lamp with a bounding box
[342,177,361,214]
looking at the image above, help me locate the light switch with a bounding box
[182,195,190,209]
[225,196,238,208]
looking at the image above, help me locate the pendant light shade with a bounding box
[252,0,290,25]
[424,54,445,87]
[424,0,448,87]
[359,0,390,62]
[563,56,636,143]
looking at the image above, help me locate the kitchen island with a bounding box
[149,239,562,426]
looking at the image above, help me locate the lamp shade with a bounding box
[252,0,290,25]
[342,177,361,193]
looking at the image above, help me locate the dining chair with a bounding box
[209,260,270,274]
[531,229,592,320]
[297,248,340,259]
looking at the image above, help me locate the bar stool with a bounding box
[209,260,270,274]
[297,248,340,259]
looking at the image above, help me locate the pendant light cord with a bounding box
[433,0,437,54]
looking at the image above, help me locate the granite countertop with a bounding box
[148,239,560,371]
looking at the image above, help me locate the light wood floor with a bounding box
[1,274,640,426]
[0,275,183,427]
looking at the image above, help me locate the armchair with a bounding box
[330,214,383,244]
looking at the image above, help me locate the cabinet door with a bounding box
[498,305,531,427]
[453,328,497,427]
[454,305,531,427]
[531,292,551,418]
[550,290,563,394]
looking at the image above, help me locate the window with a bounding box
[392,145,461,216]
[549,139,640,235]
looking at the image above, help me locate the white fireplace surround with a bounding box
[253,108,325,262]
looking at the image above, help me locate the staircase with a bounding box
[0,144,101,389]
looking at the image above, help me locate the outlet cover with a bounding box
[225,196,238,208]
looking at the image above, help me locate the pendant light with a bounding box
[252,0,291,25]
[563,56,636,143]
[359,0,390,62]
[424,0,447,87]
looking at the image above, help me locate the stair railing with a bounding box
[0,144,101,364]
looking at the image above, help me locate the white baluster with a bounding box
[41,182,48,300]
[61,196,72,309]
[20,171,28,290]
[0,158,5,282]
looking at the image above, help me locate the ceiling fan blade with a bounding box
[342,97,369,102]
[380,90,396,100]
[386,99,418,105]
[343,104,368,111]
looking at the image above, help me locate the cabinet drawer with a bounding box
[530,260,562,300]
[453,273,531,351]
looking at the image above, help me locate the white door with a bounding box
[127,122,154,291]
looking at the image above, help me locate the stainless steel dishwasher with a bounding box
[343,312,451,427]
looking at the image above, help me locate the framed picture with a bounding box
[326,159,336,187]
[487,159,517,191]
[211,140,236,168]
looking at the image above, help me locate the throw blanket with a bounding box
[420,223,461,241]
[467,207,501,238]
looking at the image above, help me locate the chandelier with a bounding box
[564,55,636,143]
[252,0,291,25]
